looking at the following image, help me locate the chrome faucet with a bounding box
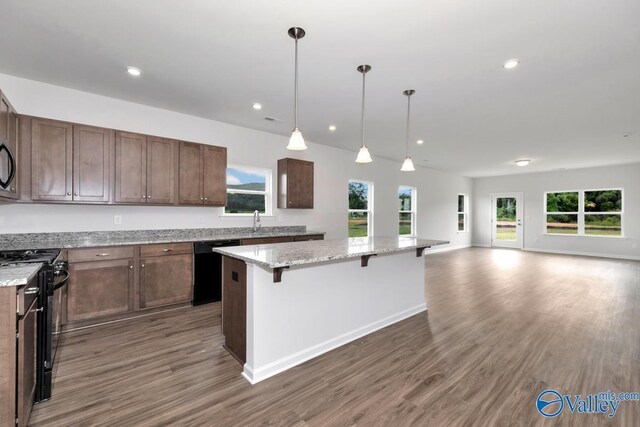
[252,210,261,232]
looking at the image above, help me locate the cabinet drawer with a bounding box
[293,234,324,242]
[68,246,135,263]
[140,242,193,257]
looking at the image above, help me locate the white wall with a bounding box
[0,73,472,247]
[472,163,640,259]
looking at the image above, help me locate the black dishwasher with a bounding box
[193,240,241,305]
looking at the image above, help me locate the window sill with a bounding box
[543,233,626,239]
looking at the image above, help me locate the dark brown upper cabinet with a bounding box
[178,141,226,206]
[31,119,112,203]
[31,119,74,201]
[115,132,178,205]
[0,91,19,200]
[277,157,314,209]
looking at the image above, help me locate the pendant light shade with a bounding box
[401,89,416,172]
[287,27,307,151]
[355,65,373,163]
[401,156,416,171]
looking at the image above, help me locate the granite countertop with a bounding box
[212,237,449,269]
[0,226,325,251]
[0,263,43,288]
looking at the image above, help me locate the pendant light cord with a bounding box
[405,94,411,156]
[361,70,366,148]
[294,37,299,129]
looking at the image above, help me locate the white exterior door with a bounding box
[491,192,524,249]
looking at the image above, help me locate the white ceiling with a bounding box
[0,0,639,177]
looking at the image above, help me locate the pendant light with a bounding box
[400,89,416,172]
[286,27,307,150]
[355,65,373,163]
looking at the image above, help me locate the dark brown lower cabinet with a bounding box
[240,236,295,245]
[139,254,193,309]
[17,298,38,427]
[293,234,325,242]
[222,256,246,364]
[66,259,134,323]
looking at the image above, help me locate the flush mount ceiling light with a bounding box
[515,159,530,166]
[252,103,262,110]
[400,90,416,172]
[329,125,336,131]
[503,59,520,69]
[355,65,373,164]
[286,27,307,150]
[416,139,424,145]
[126,66,142,77]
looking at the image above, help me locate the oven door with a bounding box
[0,141,17,190]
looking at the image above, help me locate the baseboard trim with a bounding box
[424,244,471,254]
[472,243,491,248]
[523,247,640,261]
[242,303,428,385]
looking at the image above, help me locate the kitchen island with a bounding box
[214,236,448,384]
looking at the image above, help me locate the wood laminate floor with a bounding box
[29,248,640,426]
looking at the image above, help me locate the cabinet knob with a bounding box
[10,187,15,191]
[204,197,208,201]
[148,196,151,199]
[74,192,78,196]
[200,198,204,201]
[130,265,134,269]
[141,264,145,268]
[67,192,72,196]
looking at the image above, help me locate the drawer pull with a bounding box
[96,253,110,257]
[24,287,39,295]
[162,249,173,252]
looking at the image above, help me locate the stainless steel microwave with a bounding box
[0,139,17,190]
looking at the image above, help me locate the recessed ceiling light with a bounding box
[126,66,142,77]
[416,139,424,145]
[503,59,520,69]
[328,125,336,131]
[515,159,530,167]
[252,103,262,110]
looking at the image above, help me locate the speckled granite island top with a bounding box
[0,226,324,250]
[0,263,43,288]
[212,237,449,269]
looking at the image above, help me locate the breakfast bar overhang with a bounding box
[213,237,448,384]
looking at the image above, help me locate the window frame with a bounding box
[398,186,417,237]
[543,188,624,238]
[457,193,468,233]
[223,164,273,216]
[348,179,374,238]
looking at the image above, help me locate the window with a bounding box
[348,180,373,237]
[544,189,622,237]
[458,194,468,232]
[224,166,272,215]
[399,186,416,236]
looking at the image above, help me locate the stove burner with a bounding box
[0,249,61,264]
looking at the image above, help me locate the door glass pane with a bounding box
[496,197,517,240]
[349,212,368,237]
[399,213,412,235]
[584,190,622,212]
[226,167,266,191]
[546,214,578,234]
[226,193,265,214]
[546,192,579,212]
[458,213,465,231]
[349,182,368,210]
[585,214,621,236]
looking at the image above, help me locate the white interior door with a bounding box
[491,192,523,249]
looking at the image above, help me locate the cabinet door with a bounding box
[222,256,246,363]
[73,125,111,202]
[147,137,176,204]
[178,141,203,205]
[202,145,226,206]
[66,259,134,322]
[17,298,38,427]
[31,119,73,201]
[139,254,193,309]
[287,159,314,208]
[115,131,147,203]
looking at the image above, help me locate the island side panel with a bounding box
[243,251,426,384]
[222,256,247,364]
